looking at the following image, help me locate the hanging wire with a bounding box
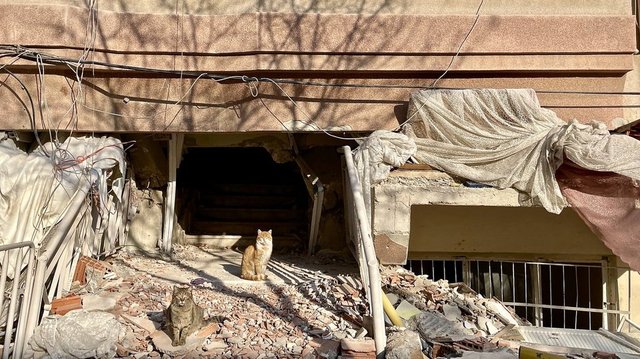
[1,28,639,147]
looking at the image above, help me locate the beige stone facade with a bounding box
[0,0,637,132]
[0,0,638,333]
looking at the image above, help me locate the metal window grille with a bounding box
[405,258,637,331]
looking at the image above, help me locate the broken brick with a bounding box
[340,338,376,353]
[73,256,112,284]
[50,294,82,315]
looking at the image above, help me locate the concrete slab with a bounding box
[396,300,423,320]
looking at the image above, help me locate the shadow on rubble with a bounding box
[114,248,334,341]
[115,243,367,343]
[175,259,331,340]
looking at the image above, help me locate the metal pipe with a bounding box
[45,208,85,280]
[19,173,95,355]
[22,257,46,351]
[0,242,36,252]
[161,134,177,253]
[293,156,324,255]
[308,185,324,254]
[42,173,95,264]
[342,145,386,358]
[0,250,10,317]
[601,260,609,330]
[382,291,403,327]
[13,247,35,359]
[3,253,24,359]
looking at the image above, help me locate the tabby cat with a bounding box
[240,229,273,281]
[164,285,205,346]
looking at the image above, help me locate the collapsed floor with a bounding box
[25,245,640,359]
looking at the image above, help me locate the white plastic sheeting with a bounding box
[26,310,124,358]
[0,135,125,279]
[352,130,416,218]
[405,89,640,214]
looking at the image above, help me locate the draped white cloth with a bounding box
[405,89,640,214]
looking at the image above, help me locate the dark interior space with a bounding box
[539,264,603,329]
[176,147,309,250]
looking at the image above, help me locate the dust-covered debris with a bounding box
[55,248,371,358]
[381,266,528,334]
[380,266,527,358]
[38,248,538,358]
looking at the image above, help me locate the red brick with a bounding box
[51,294,82,315]
[340,338,376,353]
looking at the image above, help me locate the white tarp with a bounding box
[26,310,123,358]
[353,130,417,186]
[353,130,416,218]
[405,89,640,214]
[0,135,125,279]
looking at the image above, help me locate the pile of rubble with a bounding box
[382,266,527,332]
[381,266,525,358]
[296,275,369,329]
[32,251,380,359]
[28,251,639,358]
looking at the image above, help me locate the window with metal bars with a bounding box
[404,259,610,330]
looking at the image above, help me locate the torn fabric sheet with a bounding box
[557,165,640,271]
[405,89,640,214]
[353,130,417,186]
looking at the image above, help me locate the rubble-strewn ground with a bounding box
[37,245,638,359]
[61,244,529,358]
[90,245,368,358]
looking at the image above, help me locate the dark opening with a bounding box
[176,147,309,250]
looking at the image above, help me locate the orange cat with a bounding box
[240,229,273,280]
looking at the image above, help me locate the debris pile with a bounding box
[297,275,369,328]
[382,267,526,332]
[30,251,639,359]
[381,267,526,358]
[33,251,380,358]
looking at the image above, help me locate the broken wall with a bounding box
[300,146,347,252]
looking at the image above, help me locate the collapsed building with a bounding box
[0,0,639,358]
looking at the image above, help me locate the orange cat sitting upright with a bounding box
[240,229,273,281]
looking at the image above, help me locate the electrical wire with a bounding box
[0,68,48,155]
[257,77,371,140]
[394,0,485,131]
[3,45,640,96]
[2,40,640,143]
[430,0,484,88]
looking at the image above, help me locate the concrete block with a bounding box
[442,304,462,322]
[386,330,423,359]
[127,189,163,252]
[340,338,376,353]
[82,293,120,312]
[374,234,409,265]
[121,313,160,334]
[311,338,340,359]
[395,300,422,320]
[151,329,205,356]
